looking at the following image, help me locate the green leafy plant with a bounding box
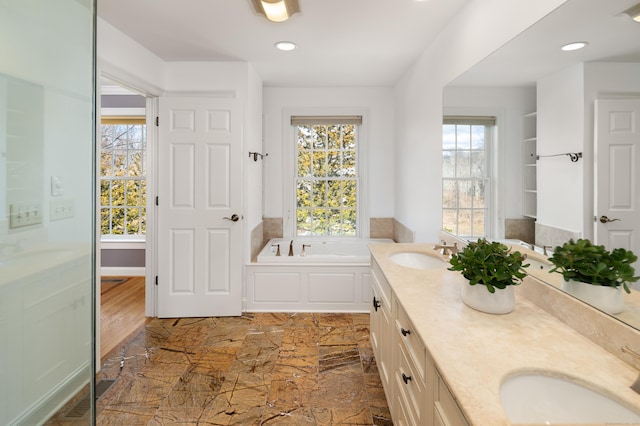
[448,239,529,293]
[548,239,639,293]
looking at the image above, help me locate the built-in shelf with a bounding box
[522,112,537,219]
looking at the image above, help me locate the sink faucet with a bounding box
[433,241,458,256]
[288,240,294,256]
[520,241,534,250]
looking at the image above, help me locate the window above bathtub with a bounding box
[283,111,369,239]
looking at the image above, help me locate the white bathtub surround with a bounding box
[245,238,393,312]
[250,221,264,260]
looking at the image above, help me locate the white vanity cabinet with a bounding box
[393,298,432,425]
[371,257,470,426]
[370,259,393,405]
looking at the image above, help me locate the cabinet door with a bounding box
[371,268,392,399]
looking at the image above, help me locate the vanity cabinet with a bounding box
[371,258,469,425]
[370,259,393,403]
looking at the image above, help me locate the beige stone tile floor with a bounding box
[48,312,393,425]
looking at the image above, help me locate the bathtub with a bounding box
[246,238,394,312]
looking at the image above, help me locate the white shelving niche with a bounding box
[522,112,537,218]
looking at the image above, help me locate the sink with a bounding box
[525,257,552,272]
[500,373,640,424]
[389,252,446,270]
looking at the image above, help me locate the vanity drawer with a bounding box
[395,342,426,425]
[394,299,426,380]
[434,372,469,426]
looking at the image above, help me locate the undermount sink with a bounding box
[524,257,553,272]
[500,373,640,424]
[389,252,446,270]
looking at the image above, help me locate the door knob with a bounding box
[223,214,240,222]
[599,215,621,224]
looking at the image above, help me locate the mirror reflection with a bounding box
[444,0,640,329]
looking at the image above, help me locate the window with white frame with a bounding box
[100,117,146,237]
[293,116,361,237]
[442,116,494,238]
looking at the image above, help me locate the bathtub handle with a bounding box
[372,296,381,312]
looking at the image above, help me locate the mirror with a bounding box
[444,0,640,330]
[0,73,44,235]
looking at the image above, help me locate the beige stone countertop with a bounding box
[369,242,640,426]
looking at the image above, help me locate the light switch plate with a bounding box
[9,202,42,228]
[51,176,63,196]
[50,198,75,221]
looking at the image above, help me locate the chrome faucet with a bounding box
[520,241,534,250]
[301,244,311,257]
[433,241,458,256]
[288,240,294,256]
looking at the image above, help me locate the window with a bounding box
[293,116,361,237]
[100,117,146,237]
[442,116,494,238]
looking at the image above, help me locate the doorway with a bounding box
[98,77,150,359]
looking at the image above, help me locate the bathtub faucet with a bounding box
[301,244,311,257]
[271,244,281,256]
[288,240,294,256]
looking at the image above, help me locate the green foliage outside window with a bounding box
[296,124,358,236]
[100,122,146,236]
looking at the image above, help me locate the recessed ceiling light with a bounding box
[275,41,297,51]
[561,41,588,52]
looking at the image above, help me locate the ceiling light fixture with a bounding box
[251,0,300,23]
[275,41,297,51]
[561,41,588,51]
[623,3,640,22]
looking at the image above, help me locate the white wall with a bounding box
[394,0,568,242]
[537,63,585,235]
[443,86,537,238]
[262,87,395,236]
[536,62,640,240]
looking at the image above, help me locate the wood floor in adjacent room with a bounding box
[100,276,149,360]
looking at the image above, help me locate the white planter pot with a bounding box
[461,283,515,314]
[561,280,624,315]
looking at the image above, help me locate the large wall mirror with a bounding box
[444,0,640,330]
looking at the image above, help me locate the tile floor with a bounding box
[52,312,393,425]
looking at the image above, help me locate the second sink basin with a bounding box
[500,373,640,424]
[389,252,446,270]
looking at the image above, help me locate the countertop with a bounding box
[369,242,640,425]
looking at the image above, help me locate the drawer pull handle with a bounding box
[402,372,412,384]
[401,327,411,336]
[373,296,381,312]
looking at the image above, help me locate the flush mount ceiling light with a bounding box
[275,41,297,51]
[251,0,300,22]
[561,41,589,51]
[623,3,640,22]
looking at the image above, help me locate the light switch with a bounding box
[51,176,63,196]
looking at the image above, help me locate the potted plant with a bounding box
[448,239,529,314]
[548,239,639,314]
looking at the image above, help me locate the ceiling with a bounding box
[98,0,640,90]
[450,0,640,87]
[97,0,470,88]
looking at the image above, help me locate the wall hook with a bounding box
[249,152,268,161]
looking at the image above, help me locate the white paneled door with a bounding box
[594,98,640,266]
[157,97,242,317]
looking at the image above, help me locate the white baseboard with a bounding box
[100,266,146,277]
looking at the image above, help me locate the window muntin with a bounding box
[294,122,359,237]
[442,119,492,238]
[100,118,146,237]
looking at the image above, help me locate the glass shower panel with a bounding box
[0,1,96,425]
